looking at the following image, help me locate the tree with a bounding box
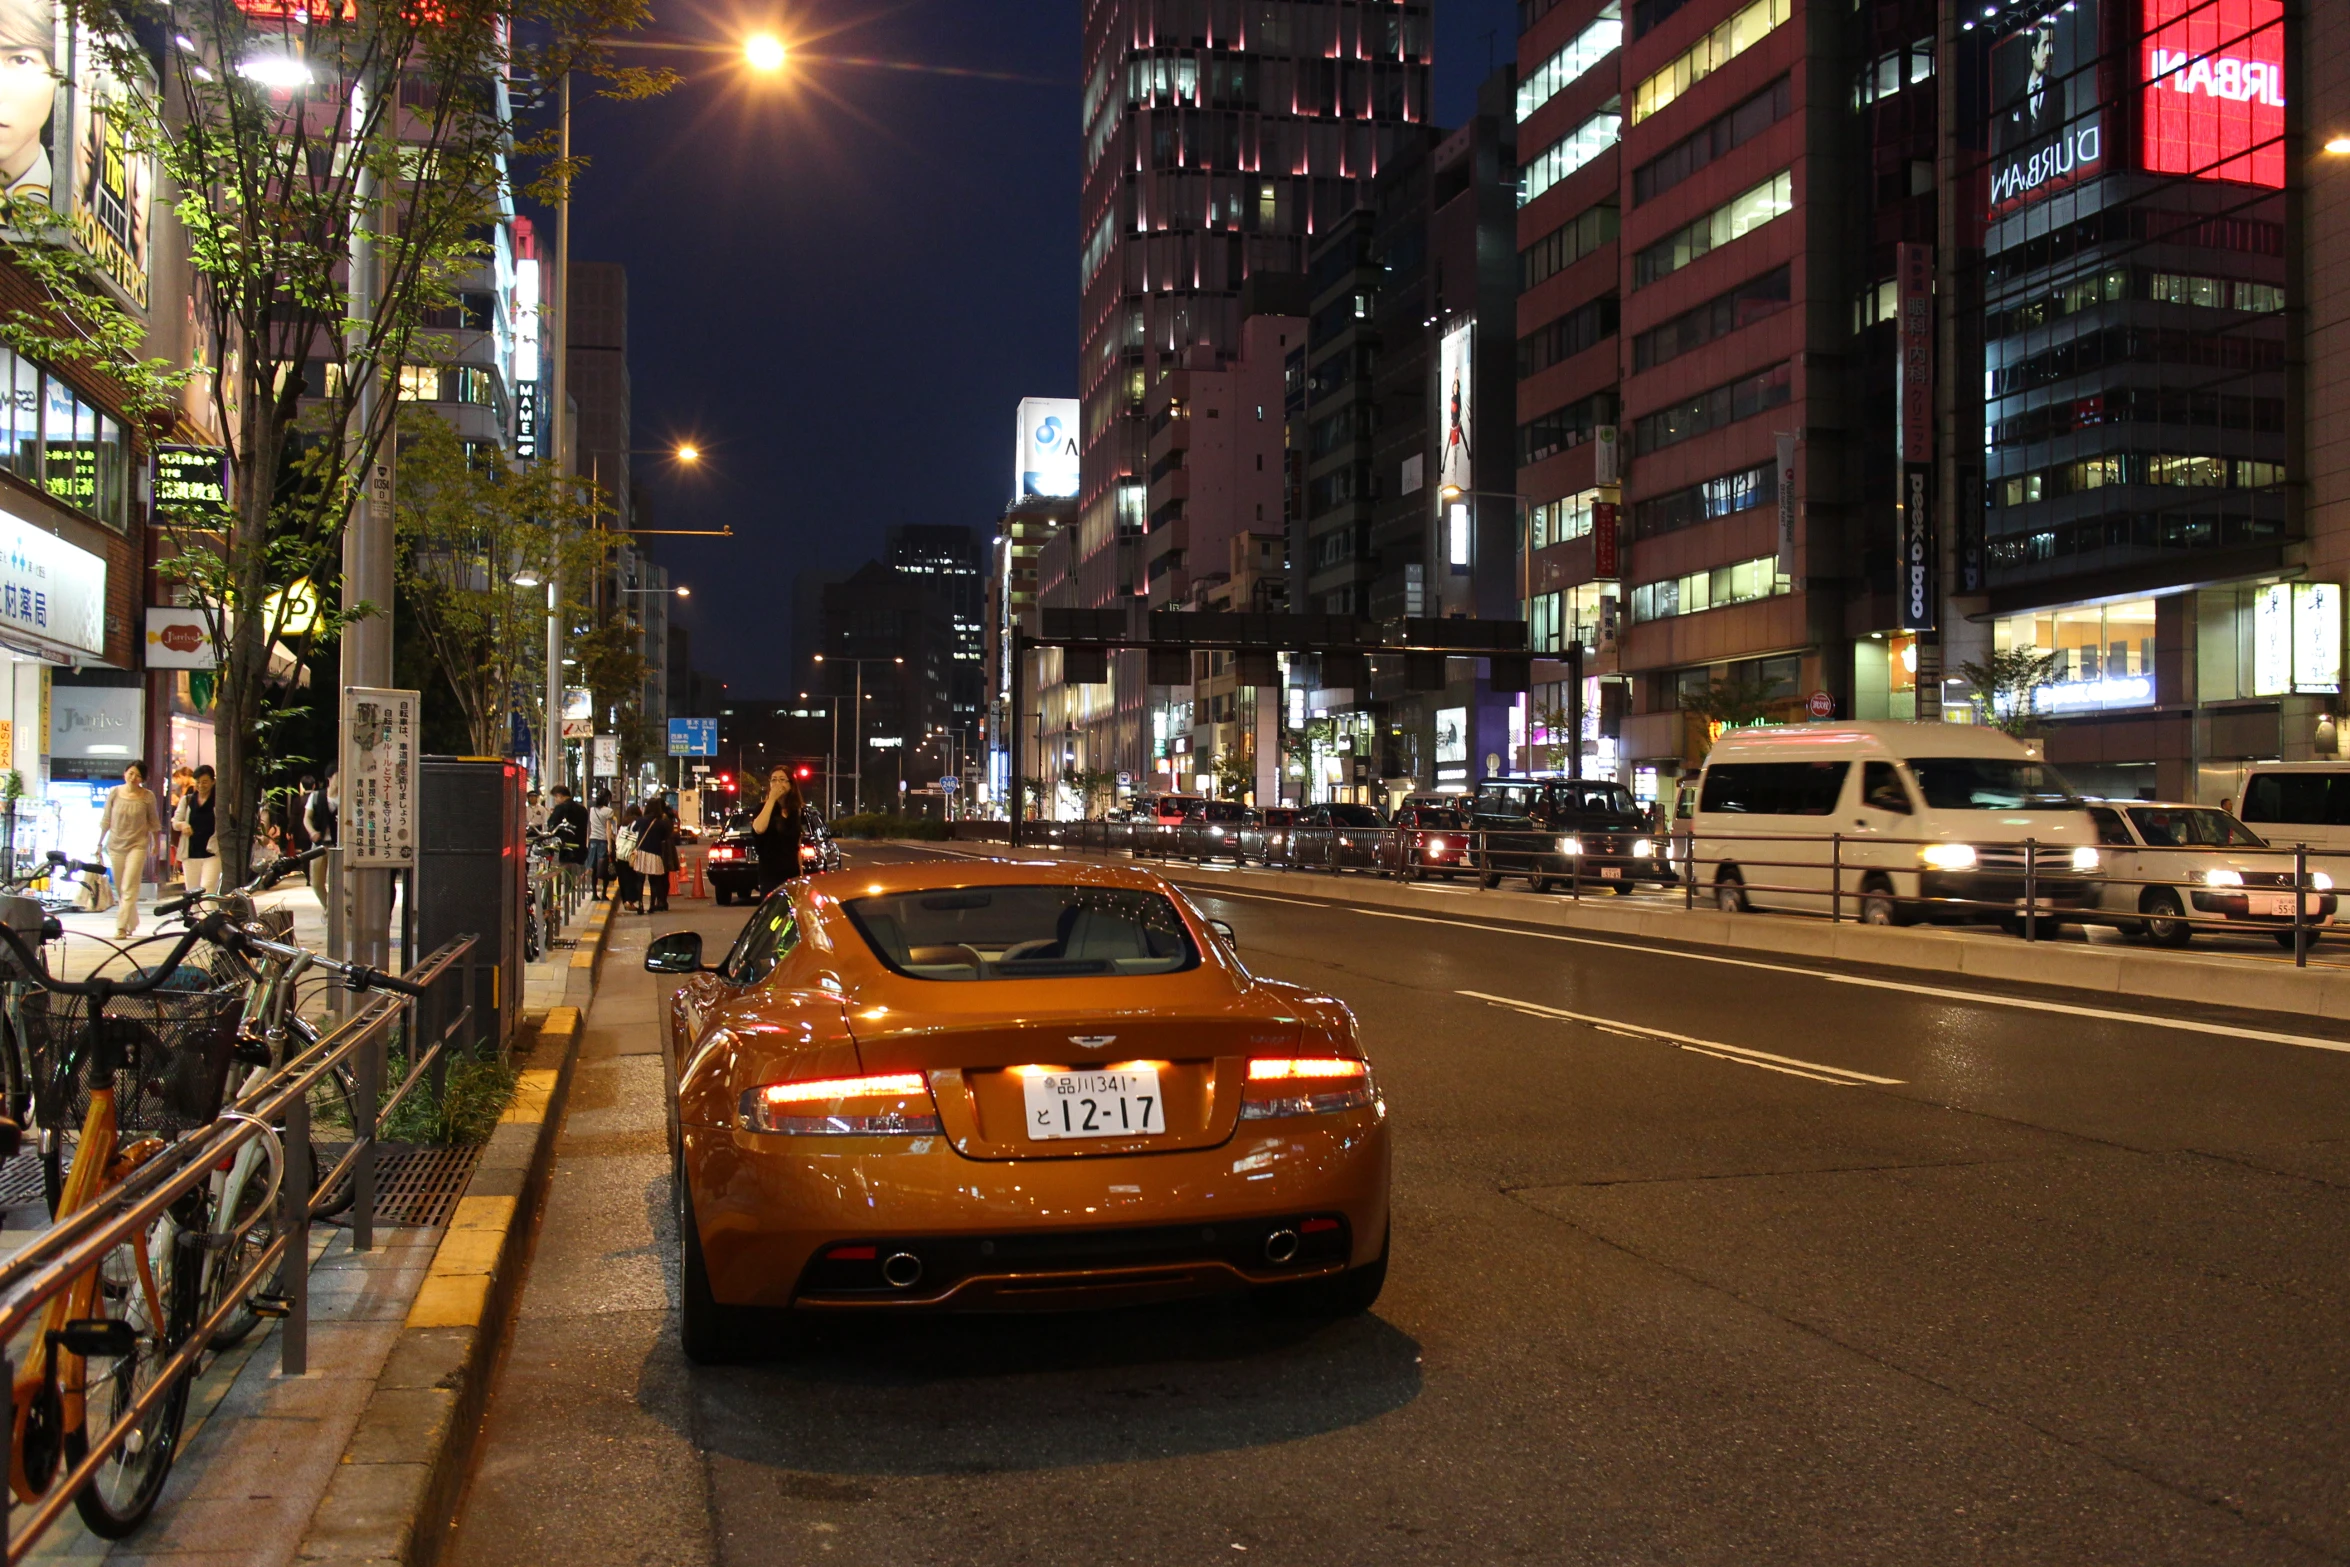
[392,415,602,757]
[1962,647,2062,735]
[1534,697,1575,773]
[572,620,651,773]
[1210,746,1254,802]
[1059,764,1114,820]
[18,0,669,873]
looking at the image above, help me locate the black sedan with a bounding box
[1287,802,1390,872]
[1177,800,1259,863]
[707,810,841,905]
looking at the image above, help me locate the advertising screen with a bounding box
[1016,397,1078,498]
[1437,323,1474,499]
[1988,1,2105,214]
[68,22,151,309]
[2141,0,2283,187]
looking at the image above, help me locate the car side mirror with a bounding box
[1208,918,1237,948]
[644,931,706,973]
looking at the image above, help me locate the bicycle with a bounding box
[0,915,239,1537]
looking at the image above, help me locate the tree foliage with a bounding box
[8,0,670,871]
[392,414,601,757]
[1210,745,1253,802]
[1961,647,2062,735]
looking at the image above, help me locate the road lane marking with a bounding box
[1460,989,1905,1085]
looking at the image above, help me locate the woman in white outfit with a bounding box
[98,761,161,938]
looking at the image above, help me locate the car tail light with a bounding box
[709,846,738,862]
[742,1072,940,1135]
[1425,837,1447,854]
[1241,1057,1375,1119]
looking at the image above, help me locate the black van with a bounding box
[1468,777,1666,893]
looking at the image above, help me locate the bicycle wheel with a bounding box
[69,1191,202,1538]
[200,1141,275,1350]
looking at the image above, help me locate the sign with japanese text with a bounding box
[341,686,418,868]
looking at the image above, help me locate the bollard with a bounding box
[352,1016,380,1252]
[1831,834,1842,924]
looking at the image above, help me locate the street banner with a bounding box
[1775,433,1797,575]
[592,735,618,776]
[342,687,418,868]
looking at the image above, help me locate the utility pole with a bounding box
[544,71,571,793]
[337,69,390,983]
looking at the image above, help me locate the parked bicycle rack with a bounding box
[0,933,481,1561]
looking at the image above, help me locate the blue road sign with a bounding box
[668,717,717,757]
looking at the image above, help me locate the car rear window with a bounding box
[843,885,1201,981]
[2128,807,2265,848]
[2241,773,2350,828]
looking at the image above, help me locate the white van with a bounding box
[2235,765,2350,883]
[1692,722,2102,926]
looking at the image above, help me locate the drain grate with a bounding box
[0,1149,44,1210]
[370,1143,483,1228]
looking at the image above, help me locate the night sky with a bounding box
[554,0,1520,696]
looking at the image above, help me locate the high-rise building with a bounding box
[887,524,986,752]
[1074,0,1435,778]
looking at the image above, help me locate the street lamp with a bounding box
[744,33,787,72]
[811,653,904,815]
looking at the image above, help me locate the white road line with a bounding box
[1459,989,1906,1085]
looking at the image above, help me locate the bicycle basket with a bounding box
[19,988,244,1139]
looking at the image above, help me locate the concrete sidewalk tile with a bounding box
[372,1327,470,1392]
[297,1460,431,1560]
[406,1271,492,1329]
[342,1385,458,1464]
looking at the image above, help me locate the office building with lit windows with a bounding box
[1071,0,1434,782]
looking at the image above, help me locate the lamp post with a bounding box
[811,654,903,815]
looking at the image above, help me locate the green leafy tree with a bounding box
[1686,675,1786,729]
[393,415,604,756]
[1534,698,1575,773]
[1060,764,1115,820]
[1210,746,1254,802]
[572,620,651,773]
[15,0,670,873]
[1962,647,2062,735]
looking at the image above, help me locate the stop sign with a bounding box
[1808,690,1835,719]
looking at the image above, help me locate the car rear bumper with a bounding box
[682,1110,1390,1310]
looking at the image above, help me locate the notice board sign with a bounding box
[343,686,419,868]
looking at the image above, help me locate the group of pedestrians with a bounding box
[531,764,812,920]
[92,762,337,938]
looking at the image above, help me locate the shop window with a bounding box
[1992,597,2159,713]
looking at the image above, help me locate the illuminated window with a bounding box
[1630,0,1792,126]
[1632,171,1792,288]
[1993,599,2160,711]
[1522,111,1621,206]
[1518,9,1621,123]
[397,365,440,401]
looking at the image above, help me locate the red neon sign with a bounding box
[2141,0,2285,188]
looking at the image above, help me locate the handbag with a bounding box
[613,827,640,860]
[631,848,667,876]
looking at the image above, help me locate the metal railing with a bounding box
[0,933,481,1562]
[1005,817,2343,967]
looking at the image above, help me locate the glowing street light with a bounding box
[744,34,787,73]
[675,444,700,463]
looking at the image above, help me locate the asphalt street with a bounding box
[444,845,2350,1566]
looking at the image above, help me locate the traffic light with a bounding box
[718,772,732,787]
[795,765,813,781]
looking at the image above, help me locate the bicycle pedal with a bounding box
[50,1318,136,1357]
[248,1294,292,1319]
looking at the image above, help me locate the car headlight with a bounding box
[1558,836,1583,856]
[2203,868,2244,888]
[2070,845,2100,872]
[1632,838,1654,859]
[1919,843,1977,871]
[1425,837,1447,853]
[2314,872,2335,892]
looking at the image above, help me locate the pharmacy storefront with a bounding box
[0,501,117,864]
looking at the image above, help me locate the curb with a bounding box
[295,897,615,1567]
[925,840,2350,1030]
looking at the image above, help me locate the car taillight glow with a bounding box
[1242,1056,1375,1119]
[744,1072,939,1135]
[1426,837,1447,854]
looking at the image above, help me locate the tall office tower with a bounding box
[1074,0,1434,778]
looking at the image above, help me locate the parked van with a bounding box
[2235,765,2350,883]
[1692,722,2102,925]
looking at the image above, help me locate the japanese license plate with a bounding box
[1598,865,1622,879]
[2256,894,2296,917]
[1022,1067,1166,1141]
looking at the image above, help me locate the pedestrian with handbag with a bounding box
[613,804,644,912]
[635,799,675,914]
[98,761,162,939]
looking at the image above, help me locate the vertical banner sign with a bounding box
[591,734,617,776]
[342,687,418,868]
[1592,424,1620,486]
[1896,241,1937,635]
[1592,499,1619,579]
[1775,433,1797,575]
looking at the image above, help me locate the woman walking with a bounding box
[587,789,614,900]
[613,804,644,912]
[97,761,162,939]
[750,765,805,895]
[635,799,676,915]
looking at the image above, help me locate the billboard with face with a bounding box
[2141,0,2283,187]
[1988,1,2105,214]
[0,3,150,309]
[1016,397,1079,498]
[1437,323,1473,499]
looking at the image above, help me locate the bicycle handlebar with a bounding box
[156,843,334,918]
[0,917,217,999]
[204,921,429,999]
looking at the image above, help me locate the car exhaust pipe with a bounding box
[881,1251,924,1289]
[1263,1228,1300,1265]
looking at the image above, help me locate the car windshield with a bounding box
[1327,804,1383,827]
[1909,758,2081,810]
[2127,806,2266,848]
[1563,783,1638,816]
[843,885,1201,981]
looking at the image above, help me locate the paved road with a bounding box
[446,851,2350,1566]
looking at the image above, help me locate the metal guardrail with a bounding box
[0,933,482,1562]
[1006,817,2344,967]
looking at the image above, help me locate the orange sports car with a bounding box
[646,856,1390,1362]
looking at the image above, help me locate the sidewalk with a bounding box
[5,887,611,1565]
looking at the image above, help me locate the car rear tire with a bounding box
[2276,928,2321,949]
[1528,868,1552,895]
[677,1172,778,1365]
[713,887,731,907]
[2140,888,2192,948]
[1478,861,1501,890]
[1254,1224,1388,1319]
[1858,876,1906,927]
